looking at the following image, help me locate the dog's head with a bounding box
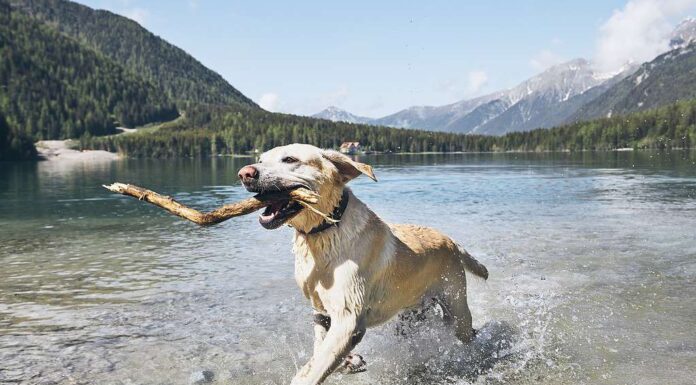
[238,143,376,231]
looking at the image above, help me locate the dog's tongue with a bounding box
[260,201,285,222]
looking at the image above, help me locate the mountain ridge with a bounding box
[0,2,179,142]
[312,106,373,124]
[569,41,696,122]
[315,59,619,135]
[10,0,257,108]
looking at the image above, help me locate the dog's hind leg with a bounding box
[395,307,426,337]
[394,297,442,338]
[440,273,475,343]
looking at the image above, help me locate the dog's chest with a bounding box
[294,251,330,312]
[293,241,357,314]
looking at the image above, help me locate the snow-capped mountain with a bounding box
[376,58,617,135]
[312,59,635,135]
[570,40,696,122]
[463,58,623,135]
[371,92,505,131]
[670,17,696,49]
[312,106,373,124]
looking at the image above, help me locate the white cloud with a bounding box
[466,71,488,94]
[319,86,350,108]
[435,78,458,95]
[258,93,280,111]
[594,0,696,73]
[435,71,488,102]
[188,0,200,9]
[529,50,566,71]
[123,7,149,25]
[363,98,385,115]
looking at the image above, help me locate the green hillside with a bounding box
[501,99,696,151]
[0,114,37,161]
[0,2,178,143]
[80,104,492,157]
[82,99,696,157]
[571,43,696,122]
[11,0,257,108]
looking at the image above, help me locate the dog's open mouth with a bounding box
[258,198,303,229]
[259,199,302,230]
[251,185,312,229]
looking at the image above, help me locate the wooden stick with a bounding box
[103,182,320,227]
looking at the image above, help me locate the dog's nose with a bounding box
[238,165,259,183]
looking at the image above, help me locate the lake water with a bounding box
[1,151,695,385]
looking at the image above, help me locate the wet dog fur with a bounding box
[238,144,489,385]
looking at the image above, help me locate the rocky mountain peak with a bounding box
[312,106,372,124]
[670,17,696,49]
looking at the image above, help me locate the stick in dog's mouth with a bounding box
[103,182,330,227]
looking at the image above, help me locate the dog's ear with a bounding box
[322,150,377,182]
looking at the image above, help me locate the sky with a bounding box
[78,0,696,118]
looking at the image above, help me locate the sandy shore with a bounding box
[36,140,120,162]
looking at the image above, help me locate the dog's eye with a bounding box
[282,156,298,164]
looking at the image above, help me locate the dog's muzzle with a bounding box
[237,164,309,229]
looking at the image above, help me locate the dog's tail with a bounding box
[457,247,489,280]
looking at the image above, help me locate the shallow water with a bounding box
[1,151,695,385]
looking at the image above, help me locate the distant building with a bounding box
[339,142,361,154]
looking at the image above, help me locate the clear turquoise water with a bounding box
[1,151,695,385]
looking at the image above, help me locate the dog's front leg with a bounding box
[291,315,364,385]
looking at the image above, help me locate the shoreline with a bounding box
[215,147,694,158]
[36,140,121,162]
[29,142,695,162]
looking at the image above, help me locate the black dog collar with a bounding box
[297,189,350,235]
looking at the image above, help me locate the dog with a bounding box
[238,144,489,385]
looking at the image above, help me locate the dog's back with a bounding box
[389,223,488,280]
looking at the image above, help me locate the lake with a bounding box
[1,151,695,385]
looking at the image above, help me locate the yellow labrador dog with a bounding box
[238,144,488,385]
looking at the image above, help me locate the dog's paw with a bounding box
[337,353,367,374]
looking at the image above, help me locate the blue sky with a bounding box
[78,0,696,117]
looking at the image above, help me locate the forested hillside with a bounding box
[81,104,493,157]
[11,0,257,108]
[499,99,696,151]
[0,115,37,161]
[0,3,178,141]
[82,99,696,157]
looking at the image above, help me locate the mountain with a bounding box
[312,106,373,124]
[467,58,611,135]
[10,0,257,108]
[569,42,696,122]
[445,98,510,133]
[371,59,615,135]
[670,17,696,49]
[372,92,504,131]
[0,2,178,142]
